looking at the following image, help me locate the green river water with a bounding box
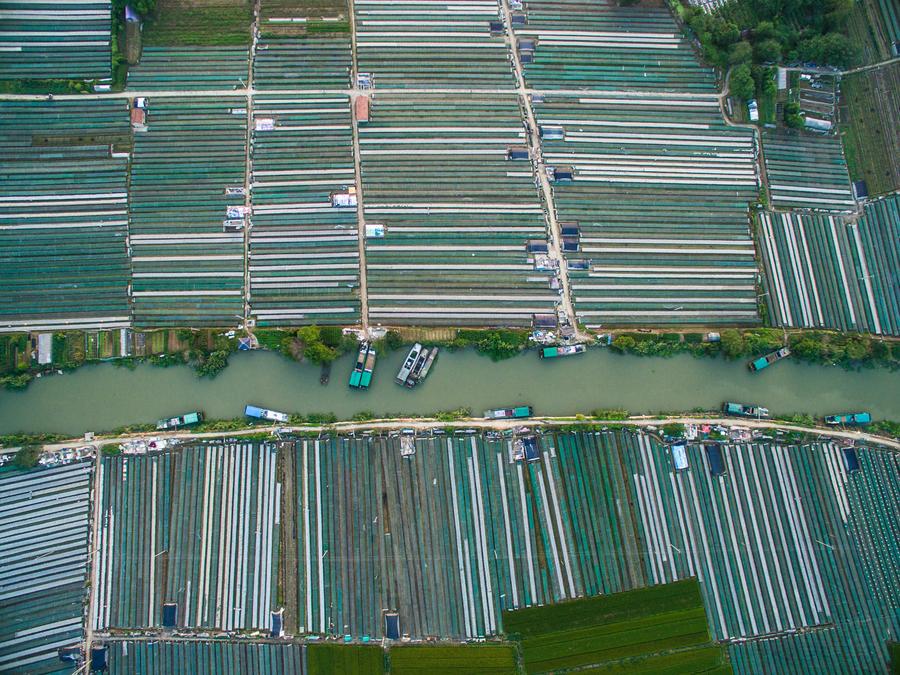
[0,349,897,435]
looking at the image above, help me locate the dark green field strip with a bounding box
[105,640,307,673]
[307,644,383,675]
[582,645,731,675]
[503,578,703,638]
[389,644,516,675]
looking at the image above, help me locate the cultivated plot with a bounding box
[353,0,513,88]
[533,95,759,327]
[758,199,899,335]
[0,0,111,81]
[359,95,558,327]
[516,0,718,92]
[128,96,247,327]
[0,99,132,333]
[94,443,281,631]
[0,461,93,674]
[249,94,361,325]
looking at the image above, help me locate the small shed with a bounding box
[355,95,370,124]
[539,125,564,140]
[841,447,860,474]
[130,106,146,131]
[511,12,526,26]
[162,602,177,628]
[705,444,726,476]
[271,609,284,637]
[58,646,82,663]
[532,313,557,329]
[37,333,52,365]
[91,645,108,672]
[671,444,688,471]
[559,222,579,237]
[568,258,590,270]
[519,51,534,64]
[385,612,400,639]
[506,146,529,161]
[562,236,579,252]
[551,165,574,182]
[526,239,549,254]
[852,180,868,200]
[489,20,503,35]
[365,223,385,238]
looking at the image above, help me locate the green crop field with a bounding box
[839,62,900,196]
[389,644,517,674]
[143,0,252,46]
[307,644,384,675]
[503,579,725,674]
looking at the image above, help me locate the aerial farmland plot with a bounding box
[502,579,727,674]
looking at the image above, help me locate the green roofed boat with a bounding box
[825,412,871,426]
[541,344,586,359]
[484,405,533,420]
[349,342,368,388]
[156,411,203,430]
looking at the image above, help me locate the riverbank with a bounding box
[3,326,898,394]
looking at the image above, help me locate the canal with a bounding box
[1,348,897,435]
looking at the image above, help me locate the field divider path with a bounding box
[243,0,261,326]
[349,0,369,330]
[500,0,580,336]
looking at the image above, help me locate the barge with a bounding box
[723,402,770,418]
[484,405,533,420]
[156,411,203,430]
[396,343,422,385]
[349,342,368,388]
[748,347,791,372]
[359,347,377,389]
[541,344,586,359]
[825,412,871,426]
[245,405,289,423]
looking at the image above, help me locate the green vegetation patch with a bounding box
[307,644,384,675]
[504,579,714,674]
[142,0,252,46]
[389,644,516,674]
[838,62,900,196]
[582,645,731,674]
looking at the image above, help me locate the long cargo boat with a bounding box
[415,347,439,383]
[748,347,791,372]
[245,405,289,423]
[541,344,586,359]
[349,342,368,388]
[825,412,871,425]
[396,343,422,385]
[722,402,770,418]
[359,347,377,389]
[484,405,533,420]
[156,411,203,430]
[404,347,430,387]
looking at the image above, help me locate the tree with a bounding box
[611,335,636,354]
[319,326,343,348]
[303,341,338,365]
[384,330,403,351]
[729,41,754,65]
[784,101,805,128]
[730,64,755,101]
[720,329,745,358]
[819,32,856,67]
[195,350,229,377]
[754,39,782,63]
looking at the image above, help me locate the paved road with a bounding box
[45,415,899,452]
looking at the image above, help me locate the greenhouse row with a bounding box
[101,640,307,674]
[94,444,281,631]
[533,94,760,327]
[758,199,900,336]
[0,99,132,333]
[249,95,361,325]
[516,0,718,91]
[762,131,856,212]
[0,461,93,674]
[126,48,250,91]
[128,96,248,327]
[84,430,899,670]
[353,0,513,88]
[0,0,111,81]
[359,94,558,326]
